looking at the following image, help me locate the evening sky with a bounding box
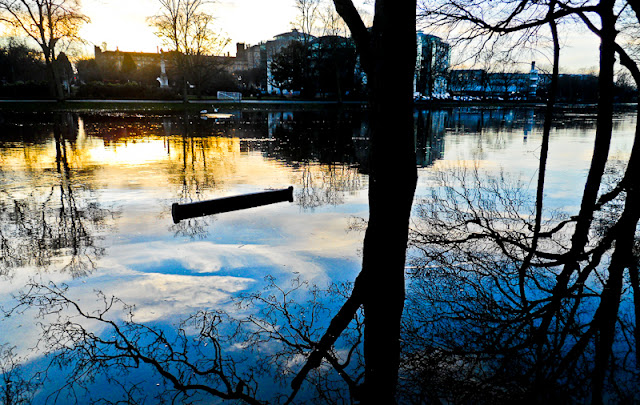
[79,0,600,72]
[0,0,602,72]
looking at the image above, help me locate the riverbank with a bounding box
[0,98,636,115]
[0,99,367,114]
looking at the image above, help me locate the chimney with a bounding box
[236,42,245,55]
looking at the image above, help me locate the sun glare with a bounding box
[80,0,163,53]
[79,0,298,55]
[88,141,169,166]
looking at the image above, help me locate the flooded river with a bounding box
[0,106,637,403]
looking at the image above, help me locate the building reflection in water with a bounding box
[415,109,447,167]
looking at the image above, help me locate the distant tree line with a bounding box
[0,42,243,100]
[72,49,242,100]
[0,0,238,101]
[540,73,637,103]
[0,0,88,101]
[0,40,73,99]
[4,38,635,103]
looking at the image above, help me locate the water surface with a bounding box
[0,106,637,402]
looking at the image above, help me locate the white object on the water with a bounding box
[202,113,234,119]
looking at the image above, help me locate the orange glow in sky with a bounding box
[80,0,299,55]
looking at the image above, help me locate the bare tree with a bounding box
[149,0,228,102]
[3,2,420,402]
[295,0,371,38]
[404,158,640,402]
[0,0,89,101]
[292,0,322,42]
[318,1,348,37]
[285,0,418,402]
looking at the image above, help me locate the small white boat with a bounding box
[201,112,234,119]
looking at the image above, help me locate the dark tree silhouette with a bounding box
[0,40,47,83]
[8,1,640,403]
[149,0,229,102]
[3,1,420,401]
[270,41,313,95]
[288,1,418,402]
[404,159,640,402]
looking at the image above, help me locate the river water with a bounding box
[0,106,637,402]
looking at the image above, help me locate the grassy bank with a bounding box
[0,99,370,115]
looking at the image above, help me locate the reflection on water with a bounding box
[1,114,116,278]
[0,107,637,403]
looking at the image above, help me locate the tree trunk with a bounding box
[359,2,417,402]
[289,1,418,401]
[630,262,640,367]
[46,57,65,102]
[182,76,189,103]
[572,0,616,259]
[179,53,189,104]
[591,47,640,404]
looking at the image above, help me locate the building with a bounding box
[94,46,172,70]
[415,33,451,98]
[93,46,242,77]
[91,30,452,98]
[235,29,311,94]
[449,62,540,100]
[529,61,539,99]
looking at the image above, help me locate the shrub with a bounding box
[0,81,51,99]
[74,82,179,100]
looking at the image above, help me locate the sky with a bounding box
[78,0,601,71]
[0,0,601,72]
[80,0,308,56]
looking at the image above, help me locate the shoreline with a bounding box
[0,99,636,114]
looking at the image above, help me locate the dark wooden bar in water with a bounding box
[171,186,294,223]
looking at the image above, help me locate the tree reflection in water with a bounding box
[403,161,640,403]
[0,113,115,279]
[268,110,367,209]
[0,343,42,405]
[0,109,372,404]
[165,115,219,240]
[160,110,369,236]
[6,277,364,404]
